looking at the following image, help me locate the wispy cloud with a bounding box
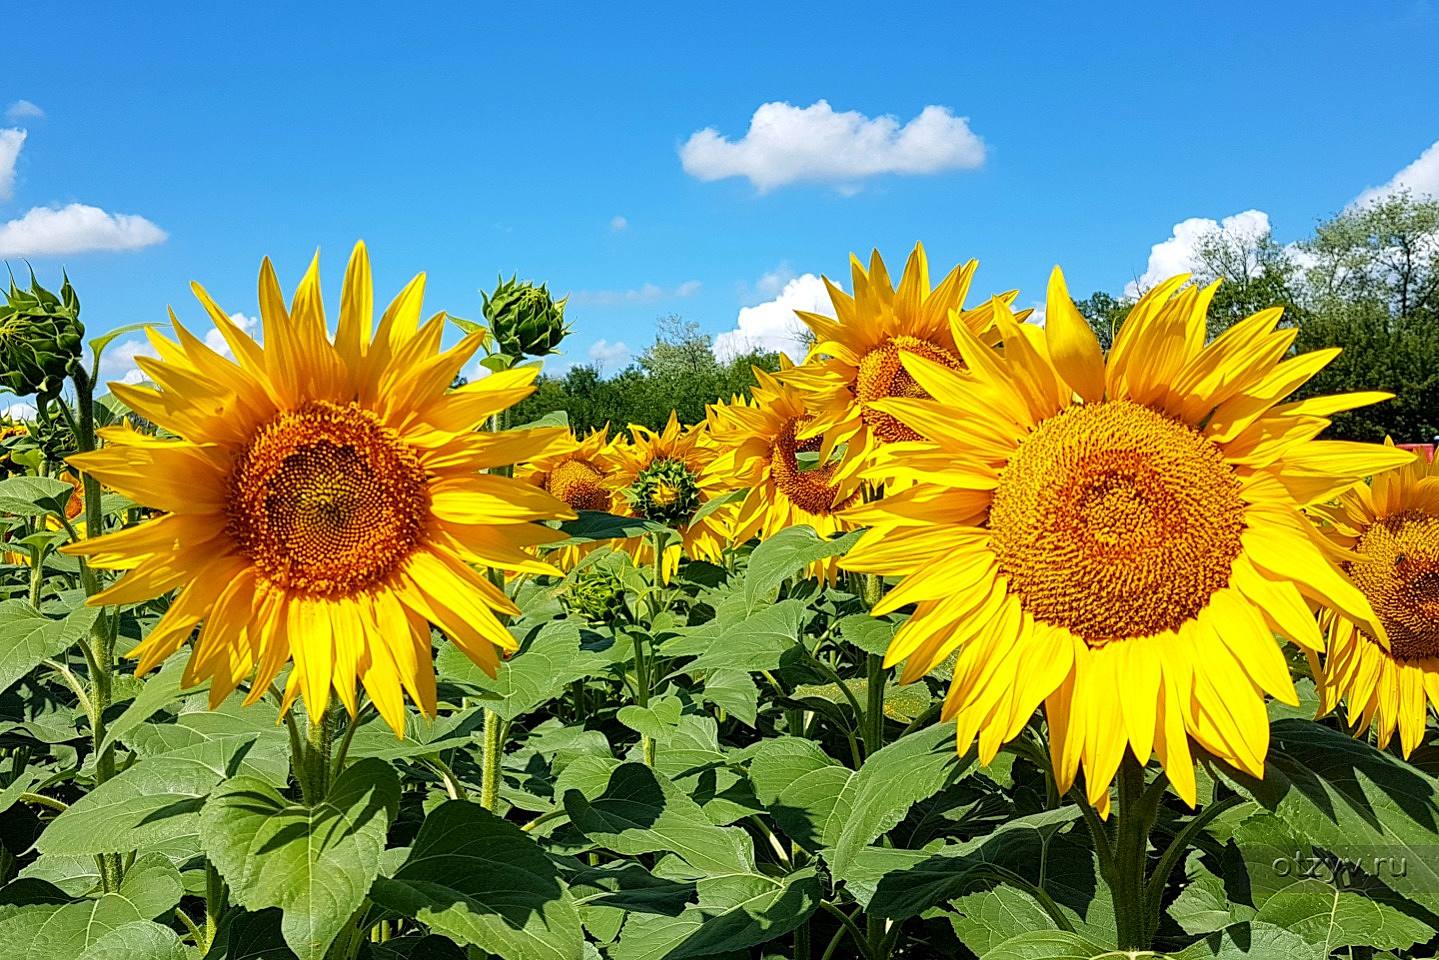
[570,280,701,306]
[0,128,26,200]
[610,215,628,232]
[5,100,43,122]
[588,338,632,371]
[681,100,986,193]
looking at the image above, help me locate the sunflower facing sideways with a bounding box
[784,242,1019,467]
[841,267,1414,813]
[612,412,733,581]
[1311,446,1439,756]
[706,363,863,566]
[63,243,576,734]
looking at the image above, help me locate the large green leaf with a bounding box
[200,758,399,960]
[746,737,851,851]
[1170,921,1318,958]
[979,930,1112,959]
[609,867,822,960]
[74,921,187,960]
[552,511,668,546]
[563,762,755,876]
[0,602,99,695]
[436,619,613,721]
[98,656,205,755]
[0,867,183,960]
[370,800,584,960]
[38,734,284,856]
[742,525,861,610]
[825,723,972,878]
[662,598,807,675]
[0,476,75,518]
[1211,718,1439,917]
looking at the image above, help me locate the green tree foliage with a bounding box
[510,315,781,433]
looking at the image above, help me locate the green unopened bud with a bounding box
[630,457,701,527]
[0,272,84,400]
[481,275,571,360]
[566,565,629,622]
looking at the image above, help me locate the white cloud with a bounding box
[588,339,632,371]
[1125,209,1272,297]
[1352,138,1439,207]
[0,203,167,257]
[610,215,628,232]
[570,280,701,306]
[680,100,986,193]
[5,101,43,122]
[2,400,36,419]
[202,313,260,357]
[0,128,26,200]
[99,337,151,386]
[713,271,833,362]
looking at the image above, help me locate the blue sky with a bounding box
[3,0,1437,390]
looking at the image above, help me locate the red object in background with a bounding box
[1397,443,1435,462]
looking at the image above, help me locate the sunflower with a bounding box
[784,243,1016,468]
[706,364,863,562]
[841,268,1413,812]
[612,412,732,581]
[1311,445,1439,755]
[63,243,575,734]
[517,426,624,570]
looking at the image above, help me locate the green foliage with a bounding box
[0,272,84,401]
[509,317,781,433]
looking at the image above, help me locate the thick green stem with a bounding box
[1109,755,1162,950]
[859,574,888,759]
[480,708,504,810]
[203,860,226,950]
[298,704,332,804]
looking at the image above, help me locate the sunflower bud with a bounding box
[566,564,630,623]
[630,457,701,527]
[481,275,571,360]
[0,273,84,400]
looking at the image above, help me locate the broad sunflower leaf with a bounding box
[200,758,399,960]
[947,884,1061,956]
[0,476,74,519]
[1169,920,1317,959]
[661,598,808,675]
[1210,718,1439,917]
[369,800,584,960]
[697,669,758,727]
[74,921,187,960]
[563,762,754,876]
[37,735,284,856]
[742,525,861,610]
[436,619,612,721]
[553,511,668,546]
[0,602,99,696]
[0,894,145,960]
[979,929,1113,960]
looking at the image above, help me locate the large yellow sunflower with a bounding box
[612,412,732,581]
[1311,446,1439,755]
[784,243,1016,466]
[705,364,863,551]
[64,243,575,734]
[841,268,1413,812]
[517,426,624,570]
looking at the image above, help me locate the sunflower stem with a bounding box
[1109,755,1163,950]
[480,708,503,810]
[299,703,332,803]
[203,859,226,950]
[860,574,887,758]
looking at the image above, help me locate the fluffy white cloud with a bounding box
[0,128,26,200]
[680,100,986,193]
[610,215,628,232]
[1352,138,1439,207]
[98,313,259,387]
[713,271,833,362]
[1125,210,1272,297]
[570,280,701,306]
[203,313,260,357]
[2,400,36,419]
[588,338,631,371]
[0,203,167,257]
[5,101,43,122]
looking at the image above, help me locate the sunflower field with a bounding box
[2,241,1439,960]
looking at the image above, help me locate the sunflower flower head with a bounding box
[64,243,576,735]
[784,243,1017,465]
[1313,445,1439,755]
[842,266,1414,813]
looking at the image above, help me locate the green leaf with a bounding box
[742,525,861,610]
[0,894,144,960]
[114,853,183,919]
[436,619,612,721]
[662,598,807,674]
[616,696,683,744]
[564,763,755,876]
[948,885,1059,956]
[0,476,74,518]
[370,800,584,960]
[98,656,204,755]
[75,921,187,960]
[746,737,851,852]
[201,758,399,960]
[837,613,901,657]
[1211,718,1439,917]
[552,511,668,546]
[1254,879,1433,955]
[979,930,1112,959]
[38,734,285,856]
[698,669,758,727]
[1170,921,1317,959]
[0,602,99,695]
[826,723,972,879]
